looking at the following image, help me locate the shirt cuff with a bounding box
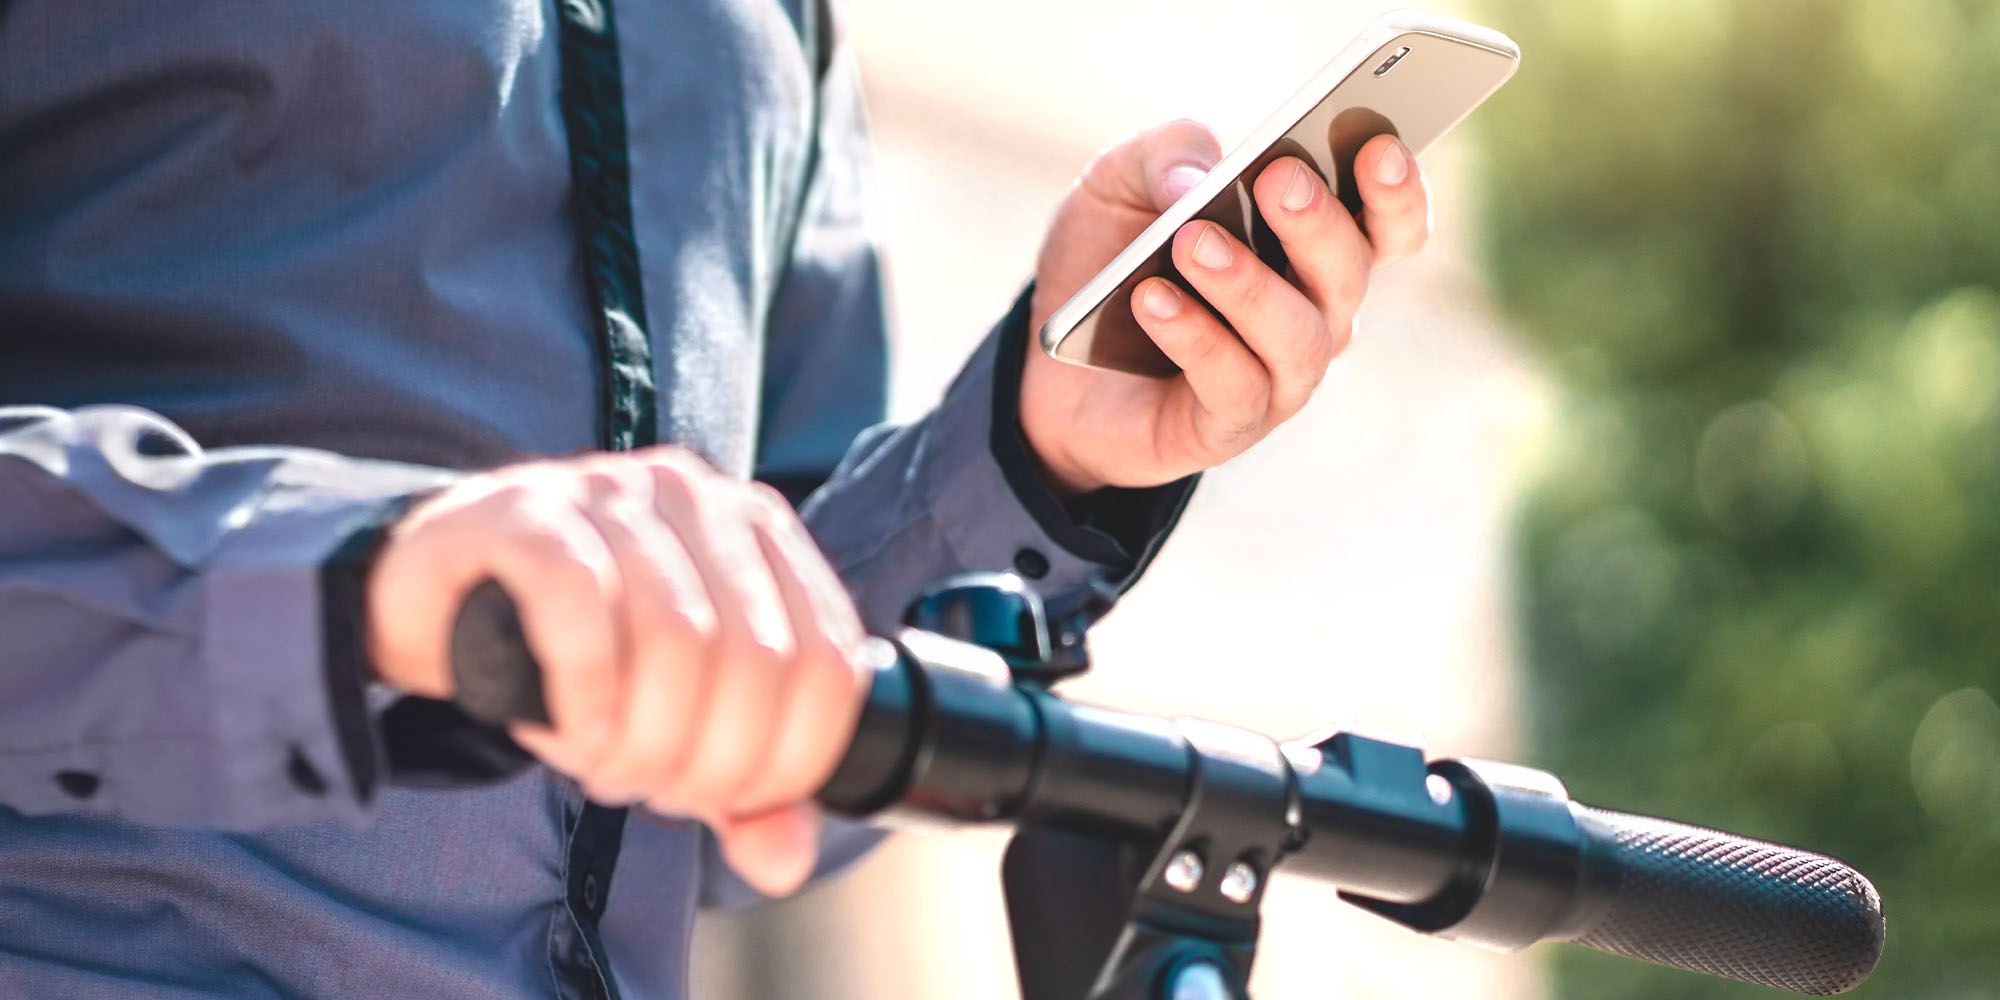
[320,497,541,792]
[984,284,1196,596]
[202,483,438,828]
[904,285,1194,625]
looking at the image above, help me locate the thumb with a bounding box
[710,803,823,898]
[1083,118,1223,214]
[1141,118,1223,211]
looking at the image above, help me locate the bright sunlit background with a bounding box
[697,0,2000,997]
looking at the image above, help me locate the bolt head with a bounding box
[1163,849,1204,893]
[1169,961,1231,1000]
[1426,773,1455,806]
[1219,860,1259,904]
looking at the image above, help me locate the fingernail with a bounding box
[1281,160,1315,212]
[1163,165,1207,204]
[1375,140,1409,186]
[1141,281,1182,318]
[1190,223,1232,269]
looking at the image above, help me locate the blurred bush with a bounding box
[1475,0,2000,996]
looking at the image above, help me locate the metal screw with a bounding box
[1219,860,1259,904]
[1163,849,1204,893]
[1168,961,1231,1000]
[1426,773,1455,806]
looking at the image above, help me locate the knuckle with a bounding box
[1222,382,1274,439]
[718,629,790,678]
[1164,117,1219,150]
[1079,144,1123,188]
[1225,407,1267,445]
[1300,317,1337,372]
[751,494,813,549]
[1326,320,1356,362]
[1201,395,1268,453]
[746,480,794,518]
[1232,267,1275,312]
[1322,263,1368,312]
[510,521,590,570]
[641,449,708,493]
[472,480,539,519]
[649,603,716,647]
[643,448,695,480]
[1179,324,1229,369]
[646,463,698,512]
[576,467,626,502]
[652,444,716,478]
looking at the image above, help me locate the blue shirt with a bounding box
[0,1,1190,996]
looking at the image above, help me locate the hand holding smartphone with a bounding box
[1039,11,1520,377]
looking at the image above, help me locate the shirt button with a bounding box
[286,747,328,797]
[582,872,601,911]
[1013,547,1050,580]
[55,771,100,799]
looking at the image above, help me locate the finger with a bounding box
[1170,219,1335,417]
[1131,277,1275,456]
[747,486,862,647]
[1082,118,1223,212]
[509,726,584,778]
[1249,156,1373,335]
[704,803,822,899]
[649,459,795,814]
[469,490,623,765]
[366,494,479,701]
[731,487,867,812]
[1350,134,1431,268]
[567,465,718,805]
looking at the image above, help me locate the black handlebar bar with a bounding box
[450,581,1884,996]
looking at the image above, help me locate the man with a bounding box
[0,1,1430,996]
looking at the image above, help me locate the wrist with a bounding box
[1015,393,1103,499]
[1024,434,1103,499]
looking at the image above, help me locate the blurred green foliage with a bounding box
[1474,0,2000,996]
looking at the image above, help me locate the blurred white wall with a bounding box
[693,2,1552,997]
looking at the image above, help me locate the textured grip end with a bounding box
[1567,805,1884,995]
[449,580,551,726]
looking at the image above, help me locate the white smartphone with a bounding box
[1039,10,1520,377]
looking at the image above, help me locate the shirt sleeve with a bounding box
[799,288,1196,632]
[701,3,1195,910]
[749,12,1193,637]
[0,404,454,829]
